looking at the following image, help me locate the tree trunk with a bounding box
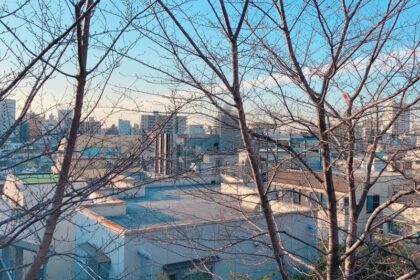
[230,40,289,279]
[317,104,340,280]
[24,1,92,279]
[344,124,358,280]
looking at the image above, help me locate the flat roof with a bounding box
[104,185,242,230]
[15,174,60,185]
[88,185,310,233]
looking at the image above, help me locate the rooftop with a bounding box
[104,185,243,230]
[15,173,60,185]
[81,184,309,234]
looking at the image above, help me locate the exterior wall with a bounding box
[75,211,317,280]
[75,212,126,279]
[221,175,342,242]
[354,172,410,235]
[383,203,419,236]
[46,215,77,279]
[86,203,127,217]
[2,180,24,207]
[142,175,221,188]
[2,176,87,280]
[271,177,408,241]
[221,178,259,210]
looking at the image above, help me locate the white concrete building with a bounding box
[0,196,48,280]
[1,174,86,280]
[75,184,317,279]
[383,195,419,243]
[221,164,416,243]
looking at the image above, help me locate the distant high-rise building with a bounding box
[118,118,131,135]
[105,124,118,135]
[214,109,242,152]
[382,100,410,135]
[175,115,187,134]
[47,113,57,131]
[0,99,16,137]
[79,117,101,135]
[131,123,140,135]
[140,111,158,132]
[140,111,187,135]
[20,112,43,140]
[58,109,73,133]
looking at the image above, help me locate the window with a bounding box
[86,258,110,280]
[79,243,110,280]
[343,197,349,215]
[261,172,268,182]
[388,221,401,235]
[163,256,219,280]
[307,192,316,207]
[292,190,301,204]
[267,191,277,201]
[279,189,292,203]
[316,192,327,208]
[366,195,380,214]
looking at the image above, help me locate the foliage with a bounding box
[353,237,419,280]
[290,238,419,279]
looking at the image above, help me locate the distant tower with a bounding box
[140,111,159,133]
[0,99,16,137]
[58,109,74,134]
[79,116,101,135]
[47,113,57,131]
[155,133,174,175]
[175,115,187,134]
[118,118,131,135]
[214,109,242,153]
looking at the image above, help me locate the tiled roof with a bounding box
[272,170,350,193]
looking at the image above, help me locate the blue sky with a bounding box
[0,0,418,127]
